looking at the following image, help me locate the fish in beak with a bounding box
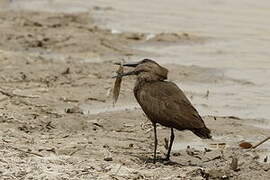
[112,70,136,78]
[113,62,139,78]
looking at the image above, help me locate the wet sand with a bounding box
[0,1,270,179]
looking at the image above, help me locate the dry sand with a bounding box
[0,2,269,180]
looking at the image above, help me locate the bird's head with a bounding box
[114,59,168,81]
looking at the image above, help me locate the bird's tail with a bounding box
[192,127,212,139]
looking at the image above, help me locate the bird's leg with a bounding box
[153,123,157,164]
[166,128,175,161]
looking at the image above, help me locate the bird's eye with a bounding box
[141,59,149,63]
[141,60,147,63]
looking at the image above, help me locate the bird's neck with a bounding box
[137,72,165,82]
[134,79,146,94]
[133,72,166,97]
[133,76,163,96]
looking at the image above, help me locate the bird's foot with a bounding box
[162,158,177,165]
[164,155,170,161]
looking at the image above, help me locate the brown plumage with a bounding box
[116,59,211,163]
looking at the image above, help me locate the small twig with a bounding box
[252,136,270,149]
[230,156,239,171]
[13,93,40,98]
[69,149,80,156]
[38,148,56,154]
[203,155,222,163]
[25,151,44,157]
[2,139,11,143]
[60,97,79,103]
[0,89,39,98]
[40,108,62,118]
[186,146,202,160]
[45,121,55,130]
[145,128,152,133]
[113,165,122,176]
[87,97,106,103]
[0,89,13,97]
[6,145,43,157]
[14,99,47,107]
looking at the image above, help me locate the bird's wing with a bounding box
[136,81,206,130]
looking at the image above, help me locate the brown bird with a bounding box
[115,59,211,163]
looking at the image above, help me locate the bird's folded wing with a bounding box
[137,81,206,130]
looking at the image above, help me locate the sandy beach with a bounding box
[0,0,269,179]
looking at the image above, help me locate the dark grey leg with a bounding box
[166,128,175,160]
[153,123,157,164]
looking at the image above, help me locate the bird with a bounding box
[115,59,211,163]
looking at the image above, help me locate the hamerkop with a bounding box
[115,59,211,163]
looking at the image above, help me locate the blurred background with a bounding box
[2,0,269,120]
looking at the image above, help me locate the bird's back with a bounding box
[134,81,211,139]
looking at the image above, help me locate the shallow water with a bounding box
[4,0,270,120]
[87,0,270,120]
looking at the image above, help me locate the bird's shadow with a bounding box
[130,154,184,166]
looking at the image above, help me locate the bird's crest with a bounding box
[136,59,168,81]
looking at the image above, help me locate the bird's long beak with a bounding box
[114,62,139,67]
[112,70,136,78]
